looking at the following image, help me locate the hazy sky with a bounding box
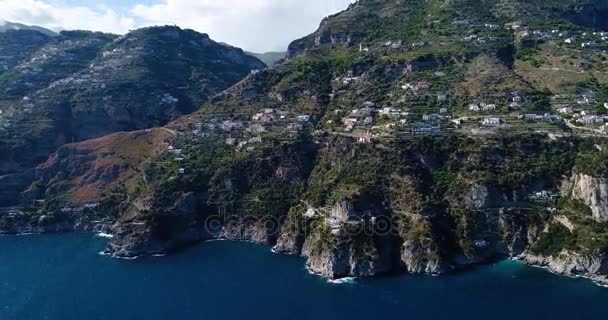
[0,0,356,52]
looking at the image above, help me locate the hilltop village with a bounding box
[161,19,608,166]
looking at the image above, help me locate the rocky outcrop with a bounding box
[301,231,351,279]
[222,218,276,245]
[273,209,312,255]
[498,210,538,256]
[465,184,515,210]
[565,174,608,222]
[401,239,448,275]
[330,199,356,222]
[398,215,449,274]
[521,252,608,286]
[299,219,395,279]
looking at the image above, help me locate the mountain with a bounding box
[0,25,265,205]
[0,30,117,103]
[0,21,58,36]
[246,51,286,66]
[0,30,54,78]
[2,0,608,285]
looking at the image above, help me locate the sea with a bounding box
[0,233,606,320]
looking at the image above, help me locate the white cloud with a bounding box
[0,0,356,52]
[0,0,137,34]
[132,0,356,52]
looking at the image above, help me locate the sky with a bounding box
[0,0,356,52]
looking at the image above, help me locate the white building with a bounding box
[577,115,604,125]
[481,103,497,111]
[482,117,502,126]
[423,114,438,121]
[380,107,395,115]
[298,115,311,122]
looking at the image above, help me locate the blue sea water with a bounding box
[0,234,606,320]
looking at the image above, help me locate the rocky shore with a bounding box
[519,252,608,287]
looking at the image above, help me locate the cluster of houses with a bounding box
[402,81,430,96]
[577,91,597,106]
[529,191,558,201]
[466,93,526,113]
[469,103,497,112]
[350,19,608,87]
[360,18,510,53]
[411,123,441,135]
[337,102,414,132]
[552,91,608,127]
[576,112,606,126]
[556,30,608,48]
[233,137,262,153]
[181,107,314,155]
[513,24,608,49]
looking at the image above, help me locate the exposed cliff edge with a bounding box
[564,174,608,223]
[520,252,608,286]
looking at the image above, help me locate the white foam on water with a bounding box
[328,277,357,285]
[96,233,114,239]
[204,239,227,243]
[98,251,139,260]
[304,265,357,285]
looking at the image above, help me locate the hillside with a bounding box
[2,0,608,284]
[0,30,53,79]
[0,26,265,205]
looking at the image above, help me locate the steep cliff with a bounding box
[566,174,608,222]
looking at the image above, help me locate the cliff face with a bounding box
[4,129,608,284]
[522,253,608,285]
[565,174,608,223]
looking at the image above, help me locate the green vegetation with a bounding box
[531,223,578,256]
[574,139,608,176]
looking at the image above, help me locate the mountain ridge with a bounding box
[0,25,264,205]
[0,21,58,36]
